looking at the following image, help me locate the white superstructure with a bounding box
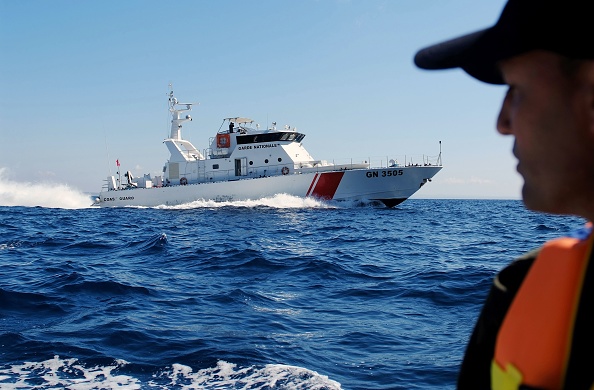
[96,90,442,207]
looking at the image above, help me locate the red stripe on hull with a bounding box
[306,173,319,197]
[309,172,345,200]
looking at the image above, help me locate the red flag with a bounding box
[116,159,120,167]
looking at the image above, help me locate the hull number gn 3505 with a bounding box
[366,170,404,178]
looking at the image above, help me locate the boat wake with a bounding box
[0,356,342,389]
[154,193,338,210]
[0,168,93,209]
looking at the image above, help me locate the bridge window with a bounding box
[236,132,306,145]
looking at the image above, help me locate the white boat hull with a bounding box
[97,165,441,208]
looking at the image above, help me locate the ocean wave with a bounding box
[123,233,169,253]
[288,258,389,282]
[60,280,152,296]
[0,288,66,315]
[397,272,493,307]
[0,236,73,251]
[0,356,138,390]
[157,360,341,389]
[0,357,342,389]
[61,240,117,253]
[195,248,272,270]
[533,223,558,232]
[0,240,23,250]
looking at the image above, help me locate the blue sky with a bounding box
[0,0,518,201]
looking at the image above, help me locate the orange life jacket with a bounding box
[491,229,594,390]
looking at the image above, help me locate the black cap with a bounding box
[414,0,594,85]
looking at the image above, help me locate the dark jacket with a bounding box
[457,242,594,389]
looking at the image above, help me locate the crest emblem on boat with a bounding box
[216,134,230,148]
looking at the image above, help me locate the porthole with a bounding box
[265,159,269,163]
[249,161,253,165]
[278,158,282,162]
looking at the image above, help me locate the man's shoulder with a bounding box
[494,248,540,295]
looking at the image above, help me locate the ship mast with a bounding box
[168,89,193,140]
[163,88,204,162]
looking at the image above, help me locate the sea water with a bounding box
[0,187,585,389]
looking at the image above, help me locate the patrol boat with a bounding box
[96,90,442,208]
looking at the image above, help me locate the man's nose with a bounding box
[496,98,512,135]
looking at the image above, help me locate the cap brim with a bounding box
[414,28,506,85]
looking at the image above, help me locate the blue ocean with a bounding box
[0,193,585,389]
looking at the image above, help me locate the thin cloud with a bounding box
[443,176,493,185]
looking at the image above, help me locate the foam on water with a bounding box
[160,361,342,389]
[0,356,139,390]
[0,168,93,209]
[155,193,337,210]
[0,357,342,389]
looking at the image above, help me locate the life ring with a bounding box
[180,177,188,185]
[281,167,289,175]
